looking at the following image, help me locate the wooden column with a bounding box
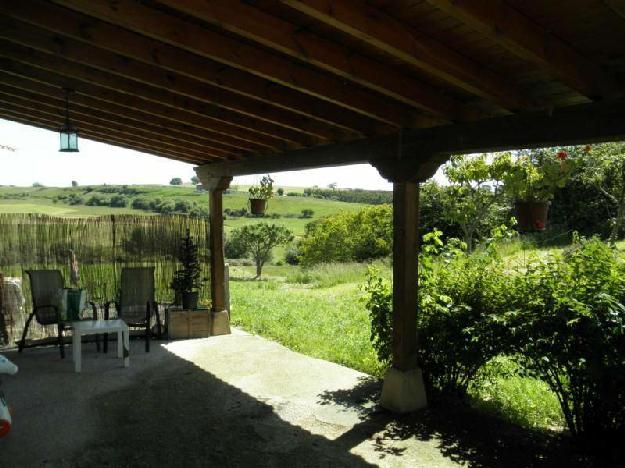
[372,157,428,413]
[204,175,232,336]
[391,180,419,371]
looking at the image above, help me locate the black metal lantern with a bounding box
[59,89,79,152]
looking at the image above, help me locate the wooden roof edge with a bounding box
[196,97,625,179]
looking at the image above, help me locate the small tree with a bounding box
[71,180,79,187]
[191,175,199,185]
[230,223,293,278]
[579,143,625,241]
[276,187,284,196]
[170,177,183,186]
[443,153,507,251]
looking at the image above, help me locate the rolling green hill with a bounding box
[0,184,371,236]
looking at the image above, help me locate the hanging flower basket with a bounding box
[515,200,550,232]
[249,198,267,215]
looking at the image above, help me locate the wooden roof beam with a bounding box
[0,41,316,149]
[2,0,389,136]
[425,0,622,99]
[0,106,206,164]
[0,16,353,143]
[156,0,483,120]
[0,70,262,154]
[0,87,238,160]
[0,56,287,151]
[50,0,416,126]
[197,98,625,177]
[275,0,539,111]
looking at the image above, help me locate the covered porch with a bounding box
[0,0,624,427]
[1,330,578,467]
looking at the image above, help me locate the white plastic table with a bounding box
[71,319,129,373]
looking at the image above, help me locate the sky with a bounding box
[0,118,397,190]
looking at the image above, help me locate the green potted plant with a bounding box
[500,148,576,231]
[248,175,274,215]
[171,229,201,310]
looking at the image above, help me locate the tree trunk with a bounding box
[256,261,262,278]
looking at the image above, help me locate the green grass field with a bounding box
[0,185,366,236]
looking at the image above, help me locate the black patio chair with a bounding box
[19,270,99,358]
[104,267,160,353]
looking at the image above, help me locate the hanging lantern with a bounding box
[59,89,79,152]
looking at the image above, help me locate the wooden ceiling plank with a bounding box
[0,106,206,164]
[260,0,537,111]
[1,0,388,135]
[0,94,230,161]
[0,70,261,154]
[0,86,238,160]
[425,0,622,99]
[0,16,351,143]
[49,0,413,125]
[157,0,482,120]
[0,57,287,151]
[0,41,317,148]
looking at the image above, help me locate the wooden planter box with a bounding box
[167,308,210,339]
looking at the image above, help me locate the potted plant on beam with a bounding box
[501,148,576,232]
[171,229,201,310]
[248,175,274,216]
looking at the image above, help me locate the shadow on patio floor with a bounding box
[318,377,618,468]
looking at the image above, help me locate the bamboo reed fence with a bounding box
[0,213,210,346]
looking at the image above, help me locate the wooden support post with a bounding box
[391,181,419,371]
[373,157,428,413]
[202,175,232,336]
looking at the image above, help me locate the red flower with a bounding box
[556,151,568,160]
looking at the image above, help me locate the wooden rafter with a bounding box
[156,0,484,120]
[274,0,538,111]
[0,106,207,164]
[50,0,417,126]
[0,41,318,148]
[1,0,394,136]
[0,97,222,163]
[0,57,290,151]
[0,16,356,143]
[0,86,239,160]
[0,71,264,154]
[425,0,621,99]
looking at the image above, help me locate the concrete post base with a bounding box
[380,367,427,413]
[210,310,231,336]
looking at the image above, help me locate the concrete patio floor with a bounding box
[0,329,579,467]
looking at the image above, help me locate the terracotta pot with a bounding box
[249,198,267,215]
[515,200,550,232]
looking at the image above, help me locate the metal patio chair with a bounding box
[19,270,99,358]
[104,267,160,353]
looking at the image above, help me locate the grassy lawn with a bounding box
[229,262,565,432]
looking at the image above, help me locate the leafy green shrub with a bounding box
[174,200,191,213]
[66,193,84,205]
[224,233,248,259]
[284,246,300,265]
[131,197,151,210]
[86,194,110,206]
[300,209,314,218]
[110,195,128,208]
[364,231,511,397]
[298,205,392,265]
[506,235,625,446]
[229,223,293,277]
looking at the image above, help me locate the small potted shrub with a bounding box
[248,175,273,215]
[171,229,201,310]
[500,149,576,231]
